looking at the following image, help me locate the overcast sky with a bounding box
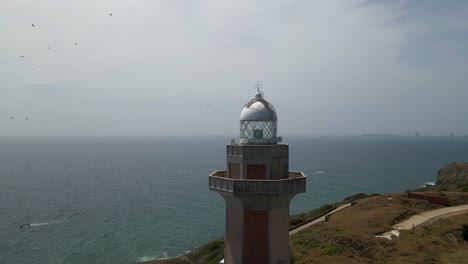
[1,0,468,137]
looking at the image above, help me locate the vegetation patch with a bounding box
[422,225,433,236]
[304,204,334,218]
[343,193,370,202]
[320,243,337,255]
[290,204,334,227]
[391,210,416,225]
[296,237,319,250]
[290,213,306,226]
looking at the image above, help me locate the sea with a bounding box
[1,136,468,264]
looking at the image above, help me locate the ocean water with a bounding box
[1,136,468,264]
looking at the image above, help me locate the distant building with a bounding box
[415,131,420,137]
[209,89,306,264]
[450,133,455,138]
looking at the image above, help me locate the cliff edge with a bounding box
[436,162,468,192]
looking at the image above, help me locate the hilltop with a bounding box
[434,162,468,192]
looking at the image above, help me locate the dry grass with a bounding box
[290,193,468,264]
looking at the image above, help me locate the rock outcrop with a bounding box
[436,162,468,192]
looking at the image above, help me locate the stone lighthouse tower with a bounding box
[209,88,306,264]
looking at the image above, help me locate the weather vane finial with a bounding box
[254,82,264,99]
[255,81,262,93]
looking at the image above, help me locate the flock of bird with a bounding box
[10,12,113,121]
[11,11,214,122]
[22,23,78,59]
[18,12,113,61]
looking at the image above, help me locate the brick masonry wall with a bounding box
[408,192,449,206]
[243,210,269,264]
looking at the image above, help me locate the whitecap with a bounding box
[314,171,326,174]
[138,256,157,262]
[29,220,60,227]
[139,251,170,262]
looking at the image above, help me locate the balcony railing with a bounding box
[209,170,306,195]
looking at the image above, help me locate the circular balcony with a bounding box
[209,170,306,196]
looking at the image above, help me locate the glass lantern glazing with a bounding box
[239,93,278,144]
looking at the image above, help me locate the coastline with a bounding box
[137,190,468,264]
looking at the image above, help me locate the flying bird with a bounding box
[75,42,78,45]
[9,117,15,119]
[25,117,29,120]
[32,68,36,71]
[206,103,212,107]
[48,47,51,50]
[19,55,25,58]
[110,13,112,16]
[32,24,35,27]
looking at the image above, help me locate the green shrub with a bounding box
[422,225,432,236]
[321,243,337,255]
[291,204,336,227]
[290,215,306,226]
[312,204,334,215]
[343,193,369,202]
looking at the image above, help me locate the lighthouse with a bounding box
[209,87,306,264]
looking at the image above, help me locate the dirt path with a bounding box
[289,202,468,239]
[393,204,468,230]
[289,203,352,236]
[375,203,468,240]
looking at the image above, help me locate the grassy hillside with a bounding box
[290,193,468,264]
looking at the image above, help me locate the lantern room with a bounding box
[239,91,278,145]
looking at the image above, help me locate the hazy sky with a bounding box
[1,0,468,137]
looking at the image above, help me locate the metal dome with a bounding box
[239,91,278,144]
[240,92,277,121]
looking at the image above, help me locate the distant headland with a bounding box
[362,133,468,138]
[361,133,401,137]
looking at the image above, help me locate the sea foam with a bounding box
[29,220,61,227]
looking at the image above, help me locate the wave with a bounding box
[314,171,326,174]
[138,252,169,262]
[28,220,61,227]
[138,256,157,262]
[419,182,436,188]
